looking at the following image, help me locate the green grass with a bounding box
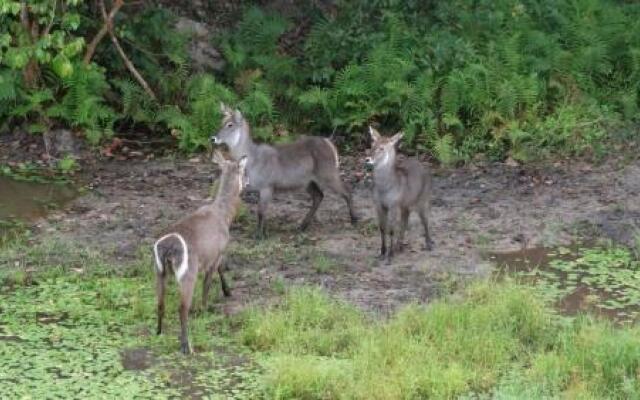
[312,254,338,274]
[242,284,640,399]
[0,235,261,399]
[3,233,640,398]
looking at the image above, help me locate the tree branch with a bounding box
[42,0,57,37]
[83,0,124,65]
[99,0,157,101]
[20,1,29,29]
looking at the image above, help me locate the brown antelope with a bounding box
[153,151,248,354]
[365,127,433,264]
[211,103,358,239]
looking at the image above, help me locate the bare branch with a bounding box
[42,0,57,37]
[99,0,157,101]
[83,0,124,65]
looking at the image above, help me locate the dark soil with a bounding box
[4,128,640,312]
[13,147,639,313]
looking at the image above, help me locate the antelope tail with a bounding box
[323,138,340,169]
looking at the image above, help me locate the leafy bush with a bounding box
[0,0,118,142]
[158,73,236,151]
[2,0,640,160]
[292,0,640,161]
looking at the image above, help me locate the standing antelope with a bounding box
[366,127,434,264]
[211,103,358,238]
[153,151,248,354]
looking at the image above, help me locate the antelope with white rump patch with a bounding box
[366,127,434,264]
[153,151,248,354]
[211,103,358,238]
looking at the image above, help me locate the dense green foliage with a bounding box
[227,0,640,162]
[2,0,640,161]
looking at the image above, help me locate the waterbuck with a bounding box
[211,103,357,238]
[153,151,248,354]
[365,127,433,264]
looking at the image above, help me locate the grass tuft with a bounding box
[242,287,365,356]
[243,282,640,399]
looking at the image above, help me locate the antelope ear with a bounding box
[390,131,404,146]
[233,109,244,123]
[220,102,232,117]
[369,126,382,143]
[212,150,226,165]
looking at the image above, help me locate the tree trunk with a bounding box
[20,1,40,88]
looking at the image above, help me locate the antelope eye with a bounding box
[226,122,233,128]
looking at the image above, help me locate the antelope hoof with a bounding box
[350,215,359,225]
[425,239,434,251]
[298,221,310,232]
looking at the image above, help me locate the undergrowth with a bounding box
[2,0,640,161]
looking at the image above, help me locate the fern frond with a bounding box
[433,134,458,166]
[0,70,18,102]
[441,71,465,115]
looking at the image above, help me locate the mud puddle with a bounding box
[490,245,640,324]
[119,346,260,399]
[120,347,156,371]
[0,176,77,223]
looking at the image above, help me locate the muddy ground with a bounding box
[11,146,637,314]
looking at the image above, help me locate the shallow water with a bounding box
[0,176,76,221]
[490,245,640,324]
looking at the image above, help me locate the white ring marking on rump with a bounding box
[153,233,190,283]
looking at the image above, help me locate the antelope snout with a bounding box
[365,157,373,166]
[210,135,219,144]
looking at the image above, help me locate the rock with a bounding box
[44,129,80,157]
[175,16,209,37]
[505,156,520,167]
[175,17,225,72]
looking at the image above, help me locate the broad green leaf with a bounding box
[52,53,73,78]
